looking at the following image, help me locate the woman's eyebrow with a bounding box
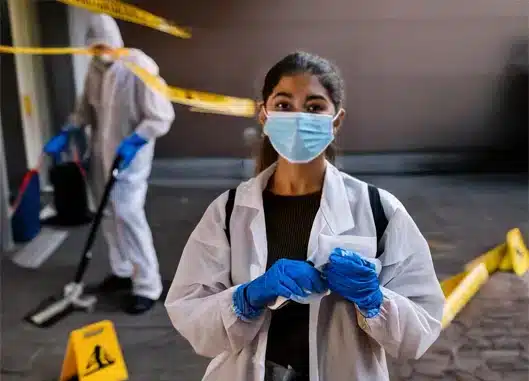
[272,92,293,99]
[272,92,328,102]
[306,94,327,102]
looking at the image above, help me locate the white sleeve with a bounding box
[356,190,445,360]
[134,76,175,140]
[69,66,93,127]
[164,191,266,358]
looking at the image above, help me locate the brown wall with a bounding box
[119,0,527,158]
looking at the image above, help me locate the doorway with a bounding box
[0,0,27,193]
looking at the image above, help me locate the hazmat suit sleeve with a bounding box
[165,191,266,358]
[133,75,175,140]
[356,189,445,360]
[69,65,94,128]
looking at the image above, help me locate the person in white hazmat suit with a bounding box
[165,51,445,381]
[44,14,175,314]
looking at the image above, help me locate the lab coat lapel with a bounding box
[237,163,277,277]
[320,162,356,235]
[307,162,356,265]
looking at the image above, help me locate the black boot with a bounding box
[97,275,133,293]
[124,294,156,315]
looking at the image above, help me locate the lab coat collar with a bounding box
[236,160,355,235]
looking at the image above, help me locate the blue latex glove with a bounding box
[322,248,383,318]
[43,124,78,159]
[116,132,148,170]
[233,259,328,320]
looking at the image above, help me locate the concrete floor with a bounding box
[1,174,528,380]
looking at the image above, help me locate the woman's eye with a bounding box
[307,104,325,113]
[275,102,290,110]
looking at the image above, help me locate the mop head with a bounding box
[24,294,76,328]
[24,283,97,328]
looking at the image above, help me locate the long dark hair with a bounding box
[256,51,345,174]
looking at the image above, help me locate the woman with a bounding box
[165,52,444,381]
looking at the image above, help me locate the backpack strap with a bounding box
[224,188,237,245]
[367,184,389,258]
[224,185,389,255]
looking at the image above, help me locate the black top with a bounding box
[263,188,322,374]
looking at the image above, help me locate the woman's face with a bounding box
[259,73,345,133]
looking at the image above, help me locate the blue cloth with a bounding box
[11,171,41,243]
[263,111,335,164]
[322,248,383,318]
[233,259,328,320]
[116,132,148,170]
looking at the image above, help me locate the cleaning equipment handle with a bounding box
[73,156,122,283]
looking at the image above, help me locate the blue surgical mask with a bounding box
[263,111,339,163]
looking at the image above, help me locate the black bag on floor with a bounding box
[43,126,93,227]
[43,161,94,227]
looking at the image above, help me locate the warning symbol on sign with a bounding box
[84,345,116,376]
[59,320,128,381]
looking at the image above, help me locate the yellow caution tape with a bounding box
[0,45,129,56]
[58,0,191,39]
[189,107,239,116]
[123,62,256,117]
[441,263,488,329]
[506,227,529,276]
[440,272,466,297]
[439,229,528,329]
[499,250,513,271]
[464,243,506,274]
[0,45,255,117]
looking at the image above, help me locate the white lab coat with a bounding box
[71,15,175,299]
[165,162,444,380]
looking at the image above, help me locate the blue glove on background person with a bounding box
[43,124,79,160]
[322,248,383,318]
[233,259,328,320]
[116,132,148,170]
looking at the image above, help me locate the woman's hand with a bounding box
[246,259,328,308]
[233,259,328,319]
[322,248,383,318]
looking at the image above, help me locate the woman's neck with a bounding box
[270,157,326,196]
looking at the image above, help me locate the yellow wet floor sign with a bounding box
[59,320,128,381]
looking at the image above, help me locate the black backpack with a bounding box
[45,162,94,226]
[224,184,388,258]
[43,129,93,227]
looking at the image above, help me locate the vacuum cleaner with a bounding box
[25,156,121,328]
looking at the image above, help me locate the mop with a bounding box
[25,157,121,328]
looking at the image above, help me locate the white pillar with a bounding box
[0,111,14,253]
[7,0,51,176]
